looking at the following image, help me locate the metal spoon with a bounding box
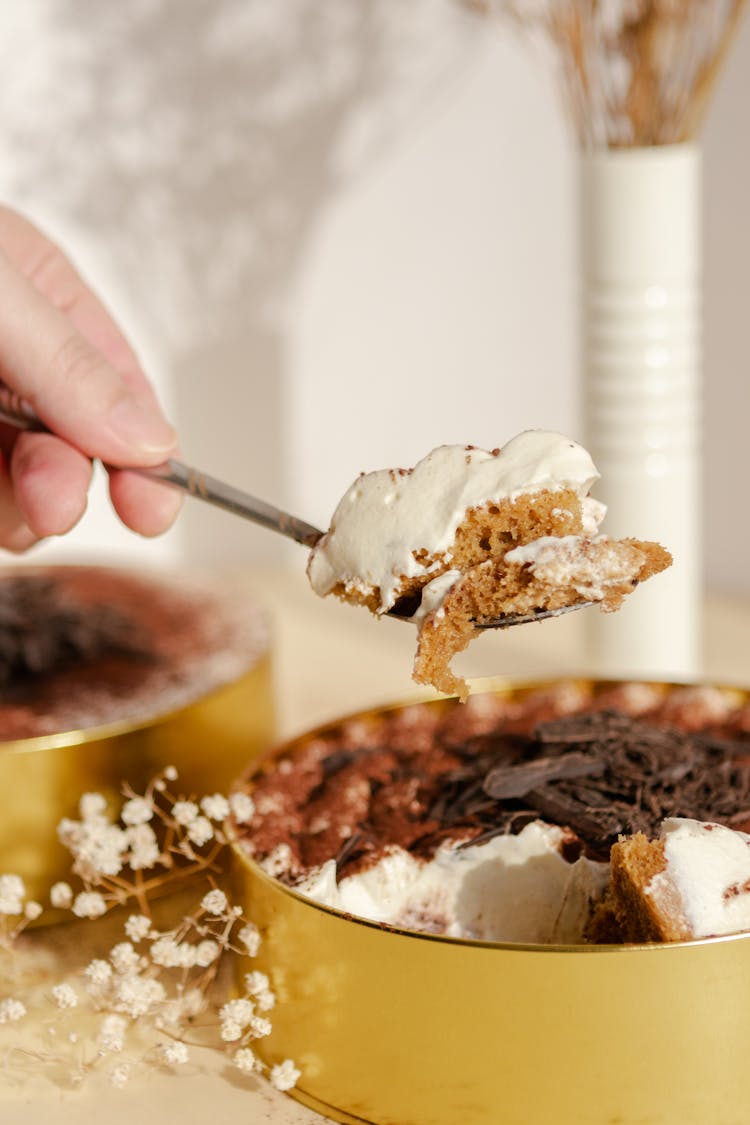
[0,381,594,628]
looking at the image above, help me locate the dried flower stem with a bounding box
[0,769,299,1095]
[471,0,747,147]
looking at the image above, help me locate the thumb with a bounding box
[0,250,176,467]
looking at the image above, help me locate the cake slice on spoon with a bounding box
[308,430,671,699]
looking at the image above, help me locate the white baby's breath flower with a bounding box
[220,998,255,1029]
[24,900,43,920]
[0,874,25,915]
[121,796,154,826]
[50,881,73,909]
[270,1059,301,1091]
[249,1015,272,1038]
[84,959,113,986]
[171,800,199,826]
[244,970,270,996]
[244,971,275,1012]
[233,1047,258,1074]
[56,819,77,850]
[124,914,152,942]
[200,888,228,916]
[187,816,214,847]
[110,942,140,974]
[97,1013,128,1052]
[163,765,178,781]
[51,982,78,1010]
[72,891,107,919]
[177,944,199,968]
[79,792,108,821]
[228,792,255,825]
[113,974,166,1019]
[159,1040,189,1066]
[0,998,26,1023]
[200,794,230,821]
[237,923,261,957]
[220,1020,243,1042]
[108,1063,131,1089]
[61,818,128,880]
[255,990,275,1012]
[195,940,221,967]
[149,937,180,967]
[150,937,198,969]
[126,824,160,870]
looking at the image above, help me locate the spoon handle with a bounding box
[133,459,324,547]
[0,381,324,548]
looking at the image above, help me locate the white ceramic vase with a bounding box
[581,143,702,677]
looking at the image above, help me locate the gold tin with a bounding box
[232,679,750,1125]
[0,566,276,904]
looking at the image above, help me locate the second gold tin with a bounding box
[0,565,276,904]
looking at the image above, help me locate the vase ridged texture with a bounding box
[582,145,701,676]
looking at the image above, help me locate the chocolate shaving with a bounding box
[335,831,368,876]
[534,710,636,743]
[527,785,627,844]
[321,749,360,778]
[484,752,604,799]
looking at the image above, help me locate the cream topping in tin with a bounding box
[294,823,609,943]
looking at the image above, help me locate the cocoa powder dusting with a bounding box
[0,576,151,684]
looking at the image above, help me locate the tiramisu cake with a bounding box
[0,565,270,739]
[307,432,671,699]
[237,682,750,944]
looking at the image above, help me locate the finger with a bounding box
[0,450,38,552]
[108,469,183,537]
[0,206,153,404]
[0,249,176,467]
[10,431,92,538]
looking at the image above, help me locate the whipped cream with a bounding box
[648,818,750,938]
[504,535,639,601]
[308,431,603,612]
[291,821,609,944]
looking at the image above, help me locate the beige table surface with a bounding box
[2,568,750,1125]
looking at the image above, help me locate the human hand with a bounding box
[0,206,181,551]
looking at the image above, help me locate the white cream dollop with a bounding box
[648,818,750,938]
[294,821,609,944]
[307,431,603,613]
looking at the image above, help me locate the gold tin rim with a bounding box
[1,670,264,757]
[232,837,750,956]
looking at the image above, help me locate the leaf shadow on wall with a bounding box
[1,0,476,564]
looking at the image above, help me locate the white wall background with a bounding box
[0,1,747,593]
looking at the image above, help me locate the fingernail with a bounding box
[107,395,177,455]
